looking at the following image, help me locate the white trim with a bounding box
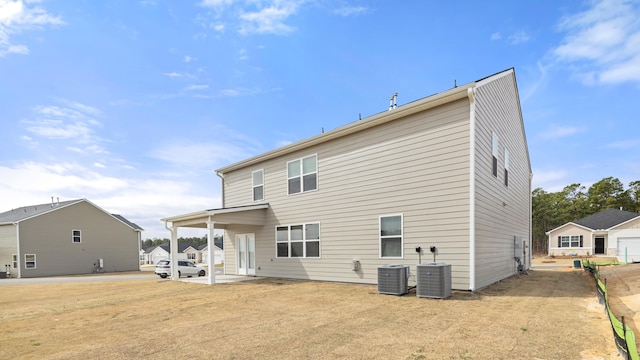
[161,203,269,222]
[379,214,404,259]
[468,87,477,291]
[16,223,21,278]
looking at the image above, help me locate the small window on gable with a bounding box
[72,230,82,243]
[252,169,264,201]
[492,133,499,178]
[287,155,317,195]
[504,149,509,187]
[25,254,36,269]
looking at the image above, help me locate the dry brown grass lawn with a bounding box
[0,269,618,360]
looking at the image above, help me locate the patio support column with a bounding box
[207,219,216,285]
[165,221,179,280]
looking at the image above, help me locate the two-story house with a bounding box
[162,68,532,291]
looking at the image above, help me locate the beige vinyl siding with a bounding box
[548,224,592,256]
[473,72,531,289]
[223,98,473,289]
[0,224,18,273]
[18,201,139,277]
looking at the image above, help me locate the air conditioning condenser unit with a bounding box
[378,264,409,295]
[416,263,451,299]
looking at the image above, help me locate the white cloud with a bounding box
[553,0,640,85]
[238,1,299,35]
[333,6,369,17]
[532,169,568,191]
[0,0,64,57]
[21,101,106,154]
[183,84,209,91]
[507,30,530,44]
[490,32,502,41]
[540,125,584,139]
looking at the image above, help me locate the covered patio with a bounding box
[160,203,268,284]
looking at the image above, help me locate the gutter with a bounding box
[216,171,225,208]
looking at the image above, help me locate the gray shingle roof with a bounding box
[574,208,640,230]
[0,199,144,232]
[0,199,83,223]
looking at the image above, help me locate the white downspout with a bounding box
[164,221,179,280]
[216,171,225,208]
[15,222,21,279]
[468,87,477,291]
[207,218,216,285]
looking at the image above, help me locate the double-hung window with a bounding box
[25,254,36,269]
[276,223,320,258]
[252,169,264,201]
[72,230,82,243]
[287,155,317,195]
[12,254,17,268]
[558,235,583,248]
[187,253,196,260]
[380,214,403,258]
[504,149,509,187]
[492,133,499,178]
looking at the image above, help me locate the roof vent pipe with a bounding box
[51,196,54,208]
[388,92,398,111]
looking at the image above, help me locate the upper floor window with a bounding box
[72,230,82,243]
[504,149,509,187]
[492,133,499,178]
[380,214,403,258]
[12,254,17,269]
[252,169,264,201]
[287,155,317,195]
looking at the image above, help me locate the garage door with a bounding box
[617,238,640,262]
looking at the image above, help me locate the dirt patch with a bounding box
[599,264,640,341]
[0,270,619,359]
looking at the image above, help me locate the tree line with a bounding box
[141,235,223,248]
[532,177,640,254]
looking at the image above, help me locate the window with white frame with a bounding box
[380,214,403,258]
[558,235,583,248]
[252,169,264,201]
[287,155,317,195]
[276,223,320,258]
[72,230,82,243]
[12,254,17,268]
[187,253,196,260]
[504,149,509,187]
[25,254,36,269]
[492,133,499,178]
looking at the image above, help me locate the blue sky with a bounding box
[1,0,639,239]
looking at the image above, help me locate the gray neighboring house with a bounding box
[547,208,640,261]
[162,68,532,291]
[0,199,143,278]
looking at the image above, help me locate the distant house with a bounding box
[162,68,532,291]
[547,208,640,262]
[142,243,224,265]
[0,199,143,278]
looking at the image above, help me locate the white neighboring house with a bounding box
[546,208,640,262]
[199,244,224,265]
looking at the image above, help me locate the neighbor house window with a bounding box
[252,169,264,201]
[12,254,17,268]
[72,230,82,243]
[504,149,509,187]
[25,254,36,269]
[558,235,583,248]
[287,155,317,194]
[276,223,320,258]
[492,133,499,178]
[187,253,196,260]
[380,214,403,258]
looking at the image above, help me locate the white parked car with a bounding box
[155,259,206,278]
